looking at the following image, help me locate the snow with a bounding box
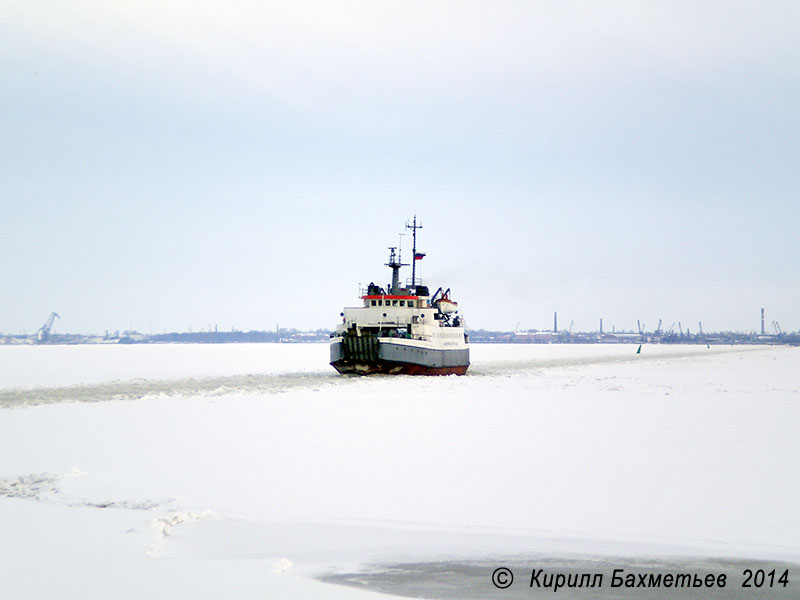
[1,343,798,598]
[0,342,329,389]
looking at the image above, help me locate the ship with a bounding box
[330,217,470,375]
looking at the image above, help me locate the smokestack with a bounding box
[761,308,765,335]
[554,311,558,333]
[600,318,603,334]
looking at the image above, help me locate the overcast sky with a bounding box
[2,1,798,335]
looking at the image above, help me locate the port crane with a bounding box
[36,312,60,342]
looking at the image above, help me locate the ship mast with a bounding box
[385,247,406,294]
[406,215,422,287]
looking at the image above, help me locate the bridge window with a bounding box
[399,300,405,306]
[392,300,398,306]
[371,300,376,306]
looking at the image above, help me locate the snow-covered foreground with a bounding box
[1,343,798,599]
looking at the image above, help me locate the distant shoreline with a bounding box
[2,329,797,346]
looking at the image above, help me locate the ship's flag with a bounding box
[414,252,426,260]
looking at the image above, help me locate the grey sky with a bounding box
[2,1,798,334]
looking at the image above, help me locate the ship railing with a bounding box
[376,329,430,342]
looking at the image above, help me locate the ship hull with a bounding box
[330,360,468,376]
[330,337,469,376]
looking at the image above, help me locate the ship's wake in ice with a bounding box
[0,344,761,408]
[467,344,759,377]
[0,370,341,408]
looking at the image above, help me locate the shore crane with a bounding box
[36,312,60,342]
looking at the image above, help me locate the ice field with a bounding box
[1,342,798,599]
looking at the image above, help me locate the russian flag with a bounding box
[414,252,426,260]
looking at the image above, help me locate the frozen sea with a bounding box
[1,342,798,599]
